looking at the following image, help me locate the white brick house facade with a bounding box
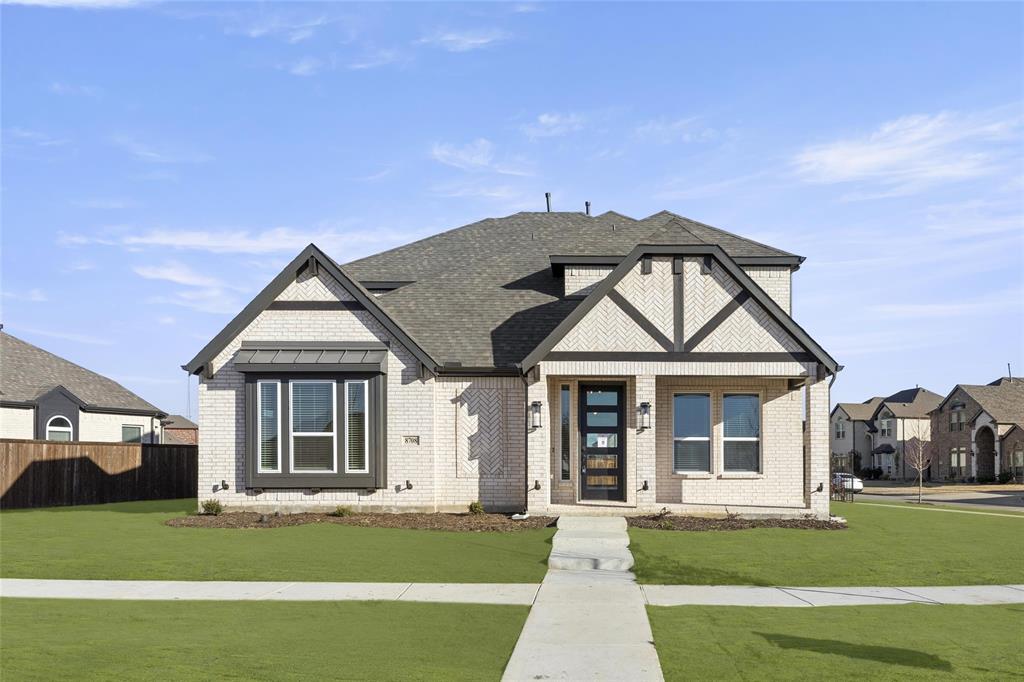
[187,211,838,518]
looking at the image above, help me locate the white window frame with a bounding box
[121,424,143,443]
[257,380,282,474]
[880,419,893,438]
[835,420,846,440]
[722,393,761,473]
[344,379,369,474]
[672,392,712,474]
[45,415,73,441]
[289,380,337,474]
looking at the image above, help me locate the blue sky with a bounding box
[2,1,1022,418]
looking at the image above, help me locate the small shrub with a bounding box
[657,518,674,530]
[200,499,224,516]
[997,472,1014,484]
[468,501,485,514]
[330,505,355,517]
[977,475,996,484]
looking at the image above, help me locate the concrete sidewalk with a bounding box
[642,584,1024,607]
[0,579,540,605]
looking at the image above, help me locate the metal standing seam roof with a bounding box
[233,347,388,366]
[0,331,164,414]
[338,210,807,369]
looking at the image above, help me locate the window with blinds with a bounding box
[258,381,280,472]
[345,380,368,473]
[291,381,336,472]
[673,394,711,472]
[723,394,760,472]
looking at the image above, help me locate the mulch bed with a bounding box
[167,511,556,532]
[627,514,846,531]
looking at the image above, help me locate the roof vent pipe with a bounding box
[585,201,591,216]
[545,192,551,212]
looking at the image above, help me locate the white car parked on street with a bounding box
[832,472,864,493]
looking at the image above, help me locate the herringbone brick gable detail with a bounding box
[619,256,673,339]
[553,293,665,352]
[276,269,355,302]
[456,387,505,477]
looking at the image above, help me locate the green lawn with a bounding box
[630,501,1024,585]
[648,604,1024,681]
[0,598,528,681]
[0,499,553,583]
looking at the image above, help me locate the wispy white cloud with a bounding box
[49,81,100,96]
[522,112,585,139]
[635,117,717,144]
[874,289,1023,320]
[793,109,1022,199]
[16,326,112,346]
[429,182,522,200]
[347,48,405,71]
[132,261,224,288]
[655,171,772,201]
[224,12,334,43]
[511,3,543,13]
[74,197,138,209]
[355,166,393,182]
[4,0,140,7]
[2,288,48,302]
[417,28,508,52]
[430,138,531,176]
[157,315,176,325]
[287,56,323,77]
[4,127,68,147]
[59,223,422,256]
[112,135,212,164]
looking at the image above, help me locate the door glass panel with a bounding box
[586,454,617,469]
[585,433,618,448]
[586,475,618,489]
[586,411,618,427]
[586,390,618,406]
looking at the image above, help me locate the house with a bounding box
[864,388,942,480]
[0,331,166,443]
[184,210,839,517]
[830,396,882,472]
[161,414,198,445]
[930,378,1024,482]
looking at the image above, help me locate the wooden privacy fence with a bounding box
[0,439,197,509]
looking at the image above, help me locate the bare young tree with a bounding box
[904,437,931,503]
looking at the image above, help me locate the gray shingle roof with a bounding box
[162,414,197,430]
[340,211,802,368]
[0,331,163,414]
[878,388,943,419]
[835,397,883,421]
[960,379,1024,426]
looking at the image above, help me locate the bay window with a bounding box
[345,380,368,474]
[257,381,281,473]
[290,381,336,473]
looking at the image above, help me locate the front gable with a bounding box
[535,245,828,371]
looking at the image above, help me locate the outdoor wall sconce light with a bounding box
[639,402,651,430]
[220,480,230,491]
[250,488,263,495]
[405,480,413,490]
[530,401,543,428]
[815,482,823,493]
[309,488,321,495]
[642,480,649,491]
[533,480,541,491]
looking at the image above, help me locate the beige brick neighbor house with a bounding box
[184,211,839,518]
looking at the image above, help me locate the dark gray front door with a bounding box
[579,384,625,501]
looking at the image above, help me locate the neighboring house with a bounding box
[161,414,198,445]
[830,397,882,473]
[0,331,166,443]
[184,210,839,517]
[930,378,1024,482]
[864,388,941,480]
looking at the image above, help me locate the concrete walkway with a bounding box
[502,516,664,682]
[0,579,540,605]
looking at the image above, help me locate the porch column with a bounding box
[635,374,657,508]
[970,428,978,479]
[525,370,550,513]
[804,369,830,519]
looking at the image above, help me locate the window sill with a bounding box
[674,472,713,479]
[717,472,763,480]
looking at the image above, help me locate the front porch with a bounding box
[524,364,832,519]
